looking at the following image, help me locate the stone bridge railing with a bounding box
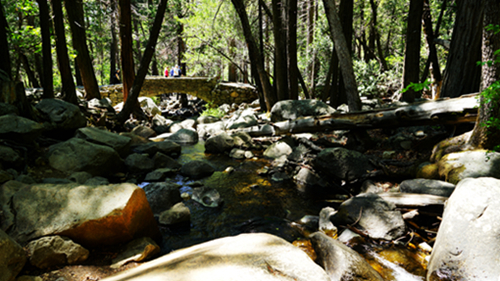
[100,76,259,106]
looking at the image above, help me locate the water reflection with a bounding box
[158,140,427,279]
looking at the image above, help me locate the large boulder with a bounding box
[437,150,500,184]
[0,114,44,143]
[47,138,123,176]
[167,128,199,144]
[399,178,455,197]
[270,99,336,122]
[310,232,383,281]
[180,160,215,179]
[35,98,86,131]
[263,141,293,159]
[313,147,377,183]
[100,233,330,281]
[75,127,132,157]
[0,145,23,170]
[7,183,160,247]
[427,177,500,280]
[0,181,26,232]
[225,108,258,130]
[204,132,234,153]
[124,153,155,173]
[331,193,405,240]
[143,182,182,215]
[133,140,181,158]
[0,229,26,281]
[26,235,89,269]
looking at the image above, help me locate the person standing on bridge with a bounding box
[164,66,169,77]
[170,64,182,77]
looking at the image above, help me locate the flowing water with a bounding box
[152,141,428,279]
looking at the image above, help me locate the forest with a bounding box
[1,0,500,280]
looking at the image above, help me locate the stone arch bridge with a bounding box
[100,76,259,106]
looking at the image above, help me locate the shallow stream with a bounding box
[151,141,429,280]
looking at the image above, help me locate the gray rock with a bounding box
[400,179,455,197]
[197,121,225,139]
[151,115,173,135]
[26,236,89,269]
[167,128,198,144]
[231,132,255,149]
[144,168,177,181]
[0,115,44,143]
[111,237,160,269]
[263,141,293,159]
[287,144,309,162]
[293,167,327,193]
[0,181,26,232]
[270,99,336,122]
[83,176,109,186]
[15,174,36,184]
[158,202,191,225]
[313,147,377,183]
[331,193,405,240]
[225,108,258,129]
[35,99,86,131]
[0,145,22,170]
[204,132,234,153]
[133,140,181,158]
[42,178,73,184]
[192,186,223,208]
[310,232,383,281]
[7,183,159,247]
[67,171,93,184]
[152,152,182,170]
[229,148,246,159]
[125,153,154,173]
[180,160,215,179]
[427,177,500,280]
[143,182,182,214]
[0,102,18,116]
[0,229,26,281]
[99,233,330,281]
[75,127,132,157]
[196,115,220,124]
[131,125,156,139]
[170,119,196,133]
[319,207,338,237]
[437,150,500,184]
[138,97,161,117]
[47,138,123,176]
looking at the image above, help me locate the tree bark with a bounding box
[37,0,54,99]
[401,0,424,103]
[440,0,484,98]
[65,0,101,100]
[272,0,288,101]
[421,0,442,84]
[0,1,11,80]
[232,0,277,110]
[119,0,135,102]
[51,0,78,104]
[109,0,118,85]
[287,0,299,100]
[468,0,500,150]
[116,0,168,124]
[19,52,40,88]
[323,0,361,111]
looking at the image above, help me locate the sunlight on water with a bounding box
[368,250,425,281]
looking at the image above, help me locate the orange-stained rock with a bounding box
[8,183,160,247]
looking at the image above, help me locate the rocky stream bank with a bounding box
[2,91,500,281]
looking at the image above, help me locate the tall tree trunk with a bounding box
[19,52,40,87]
[52,0,77,104]
[0,0,11,80]
[37,0,54,99]
[228,38,237,82]
[119,0,135,102]
[287,0,299,100]
[65,0,101,100]
[421,0,442,84]
[440,0,484,98]
[323,0,361,111]
[74,58,83,86]
[370,0,388,72]
[232,0,277,110]
[116,0,168,124]
[401,0,424,103]
[110,0,118,85]
[468,0,499,150]
[336,0,353,107]
[272,0,289,101]
[307,0,316,85]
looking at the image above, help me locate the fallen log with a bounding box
[235,94,479,137]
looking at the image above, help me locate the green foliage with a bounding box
[353,58,402,98]
[402,79,431,93]
[200,106,225,119]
